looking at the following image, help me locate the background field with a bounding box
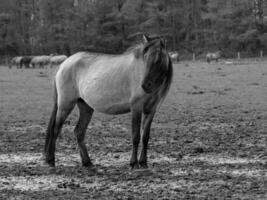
[0,60,266,199]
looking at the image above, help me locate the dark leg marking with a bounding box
[130,110,142,169]
[139,111,155,168]
[45,102,75,167]
[74,98,94,167]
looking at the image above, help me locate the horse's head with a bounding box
[141,34,171,94]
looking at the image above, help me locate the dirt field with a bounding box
[0,60,266,199]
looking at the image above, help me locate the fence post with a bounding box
[193,53,195,61]
[260,50,263,58]
[237,52,240,60]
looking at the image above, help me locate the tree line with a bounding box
[0,0,267,59]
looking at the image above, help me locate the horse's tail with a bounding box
[44,81,58,154]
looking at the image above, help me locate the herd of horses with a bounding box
[169,50,222,63]
[9,50,221,71]
[9,55,68,69]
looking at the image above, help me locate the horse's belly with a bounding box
[79,78,132,115]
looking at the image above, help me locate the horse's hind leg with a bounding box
[45,100,75,167]
[75,98,94,167]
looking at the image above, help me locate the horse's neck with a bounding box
[129,55,145,83]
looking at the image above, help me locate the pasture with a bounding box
[0,60,266,199]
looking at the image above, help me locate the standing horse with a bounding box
[44,35,173,169]
[206,51,221,63]
[169,51,179,63]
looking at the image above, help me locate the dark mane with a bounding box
[123,37,172,102]
[160,55,173,102]
[142,37,173,101]
[124,36,164,59]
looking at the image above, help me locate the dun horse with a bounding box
[206,51,221,63]
[44,35,173,169]
[169,51,179,63]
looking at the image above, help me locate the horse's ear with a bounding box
[143,34,151,43]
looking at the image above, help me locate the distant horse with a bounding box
[44,35,173,169]
[49,55,67,68]
[31,56,51,68]
[30,56,43,68]
[206,51,221,63]
[20,56,33,68]
[169,51,179,63]
[9,56,22,68]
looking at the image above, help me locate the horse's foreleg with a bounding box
[139,111,155,168]
[75,98,94,167]
[45,103,75,167]
[130,110,142,169]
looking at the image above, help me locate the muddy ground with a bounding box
[0,60,266,199]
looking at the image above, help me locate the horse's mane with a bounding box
[159,55,173,104]
[125,38,173,103]
[145,37,173,102]
[123,44,144,59]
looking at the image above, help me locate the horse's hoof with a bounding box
[130,163,140,170]
[46,161,55,168]
[44,158,55,167]
[86,165,98,175]
[139,163,148,169]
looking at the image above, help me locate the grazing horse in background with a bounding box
[206,51,221,63]
[41,55,52,68]
[49,55,67,68]
[31,56,51,68]
[20,56,33,68]
[30,56,43,68]
[169,51,179,63]
[44,35,173,169]
[9,56,22,68]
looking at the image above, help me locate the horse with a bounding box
[30,56,42,68]
[169,51,179,63]
[31,55,51,68]
[9,56,22,68]
[44,34,173,169]
[49,55,67,68]
[20,56,33,68]
[206,51,221,63]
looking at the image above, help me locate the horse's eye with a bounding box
[146,81,152,88]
